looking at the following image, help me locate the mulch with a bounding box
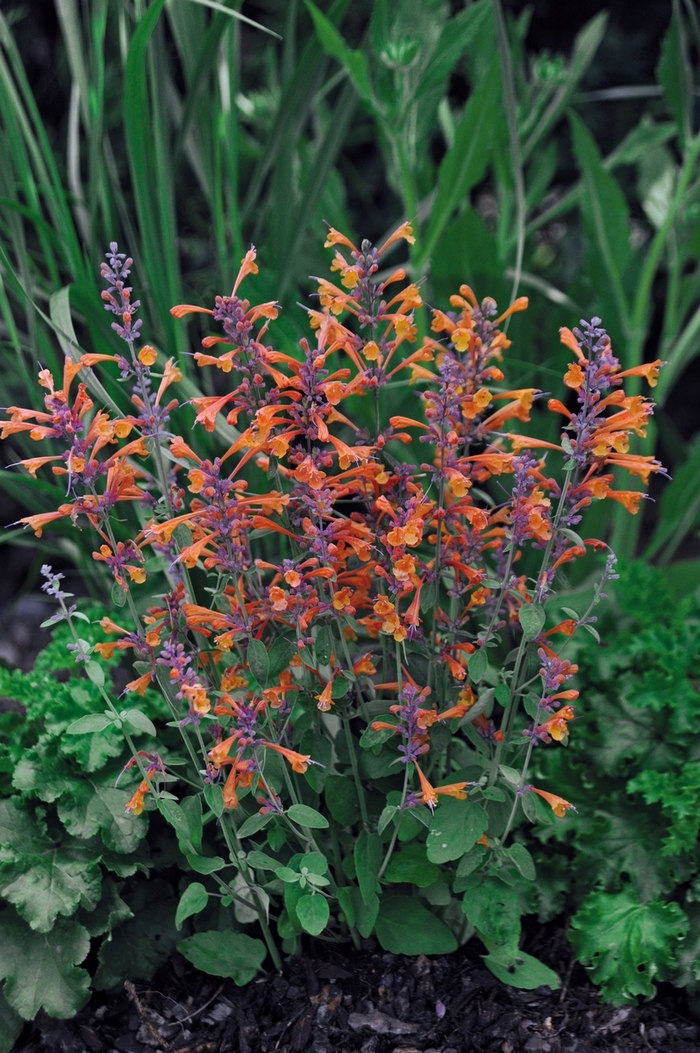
[12,927,700,1053]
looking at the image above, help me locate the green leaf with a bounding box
[418,65,499,269]
[378,804,398,835]
[507,843,536,881]
[306,1,371,101]
[58,783,148,854]
[657,3,692,145]
[314,624,334,665]
[324,774,361,825]
[571,887,688,1002]
[384,842,441,887]
[483,941,560,991]
[267,636,297,681]
[426,799,488,864]
[570,112,631,329]
[337,886,379,938]
[178,931,266,985]
[65,713,114,735]
[453,845,488,892]
[186,854,227,875]
[463,875,522,947]
[287,804,329,829]
[180,795,203,855]
[355,830,382,905]
[247,639,270,686]
[175,883,209,929]
[237,812,274,838]
[375,896,457,955]
[85,661,104,689]
[0,986,23,1053]
[246,851,280,871]
[468,648,488,684]
[0,911,90,1020]
[203,781,224,818]
[122,709,157,737]
[94,881,180,990]
[158,799,192,848]
[518,604,546,640]
[296,893,330,935]
[0,844,101,933]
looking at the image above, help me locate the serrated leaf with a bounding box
[0,986,23,1052]
[65,713,115,735]
[296,893,330,935]
[122,709,157,736]
[287,804,329,829]
[175,883,209,929]
[0,844,101,933]
[375,896,457,955]
[247,639,269,686]
[178,930,266,984]
[0,911,90,1020]
[58,783,148,854]
[94,881,180,990]
[518,604,546,640]
[571,887,688,1002]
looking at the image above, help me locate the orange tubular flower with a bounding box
[528,786,576,817]
[262,742,312,774]
[413,762,468,811]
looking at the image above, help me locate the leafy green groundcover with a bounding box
[538,562,700,1004]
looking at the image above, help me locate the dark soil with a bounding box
[12,928,700,1053]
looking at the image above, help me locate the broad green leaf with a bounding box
[507,843,537,881]
[247,639,270,686]
[375,896,457,955]
[468,648,489,684]
[65,713,114,735]
[158,799,192,848]
[0,911,90,1020]
[337,886,379,938]
[483,941,560,990]
[314,624,334,665]
[571,888,688,1002]
[306,1,371,101]
[247,851,280,870]
[427,799,487,864]
[85,661,104,689]
[287,804,329,829]
[178,930,266,985]
[94,881,180,990]
[186,854,227,875]
[296,893,330,935]
[0,986,23,1053]
[0,845,101,933]
[0,800,52,856]
[175,883,209,929]
[180,795,203,855]
[324,774,361,825]
[384,842,440,887]
[78,879,132,938]
[418,65,499,269]
[237,812,274,838]
[203,781,224,818]
[58,783,148,854]
[463,875,522,947]
[518,604,546,640]
[453,844,488,892]
[354,830,382,905]
[267,636,297,681]
[122,709,157,737]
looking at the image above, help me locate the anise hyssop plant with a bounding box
[1,223,666,990]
